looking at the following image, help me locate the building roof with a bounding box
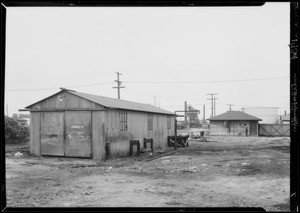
[207,110,262,121]
[26,89,174,115]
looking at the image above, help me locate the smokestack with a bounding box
[203,105,205,122]
[285,110,286,116]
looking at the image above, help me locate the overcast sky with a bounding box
[4,3,290,119]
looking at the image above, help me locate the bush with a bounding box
[5,116,30,143]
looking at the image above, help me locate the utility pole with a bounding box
[207,93,217,118]
[227,104,233,111]
[203,104,205,123]
[213,97,218,116]
[187,105,192,129]
[112,72,125,99]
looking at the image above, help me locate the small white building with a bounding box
[279,114,290,124]
[17,118,29,126]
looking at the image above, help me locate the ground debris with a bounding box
[14,152,24,157]
[182,166,197,173]
[81,192,92,195]
[70,163,104,168]
[147,150,177,161]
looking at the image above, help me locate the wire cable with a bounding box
[124,76,289,84]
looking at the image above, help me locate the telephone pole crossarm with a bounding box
[207,93,218,118]
[227,104,233,111]
[113,72,125,99]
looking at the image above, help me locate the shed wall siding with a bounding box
[210,121,253,136]
[30,112,41,155]
[92,111,106,160]
[105,110,174,158]
[210,121,228,136]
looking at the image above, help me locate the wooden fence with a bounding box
[258,124,290,137]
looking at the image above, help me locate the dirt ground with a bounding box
[5,136,290,211]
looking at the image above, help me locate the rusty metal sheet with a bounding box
[40,112,64,156]
[65,111,92,158]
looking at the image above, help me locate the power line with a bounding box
[124,76,288,84]
[217,102,289,108]
[5,82,114,92]
[124,89,289,109]
[5,76,288,92]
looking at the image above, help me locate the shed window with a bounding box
[224,121,230,128]
[148,115,153,130]
[167,117,171,129]
[119,112,127,131]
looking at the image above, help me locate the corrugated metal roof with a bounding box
[207,111,262,121]
[68,91,175,115]
[25,89,174,115]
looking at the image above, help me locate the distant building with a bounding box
[19,113,30,119]
[207,111,262,136]
[241,107,279,124]
[17,118,29,127]
[279,114,290,124]
[10,113,30,126]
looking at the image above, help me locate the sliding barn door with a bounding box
[40,112,64,156]
[65,111,92,158]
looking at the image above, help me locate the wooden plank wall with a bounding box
[92,111,106,160]
[30,112,41,155]
[105,110,175,158]
[40,112,64,156]
[65,111,92,158]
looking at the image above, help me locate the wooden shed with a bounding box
[21,88,175,160]
[207,111,262,136]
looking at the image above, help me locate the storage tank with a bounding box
[241,107,279,124]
